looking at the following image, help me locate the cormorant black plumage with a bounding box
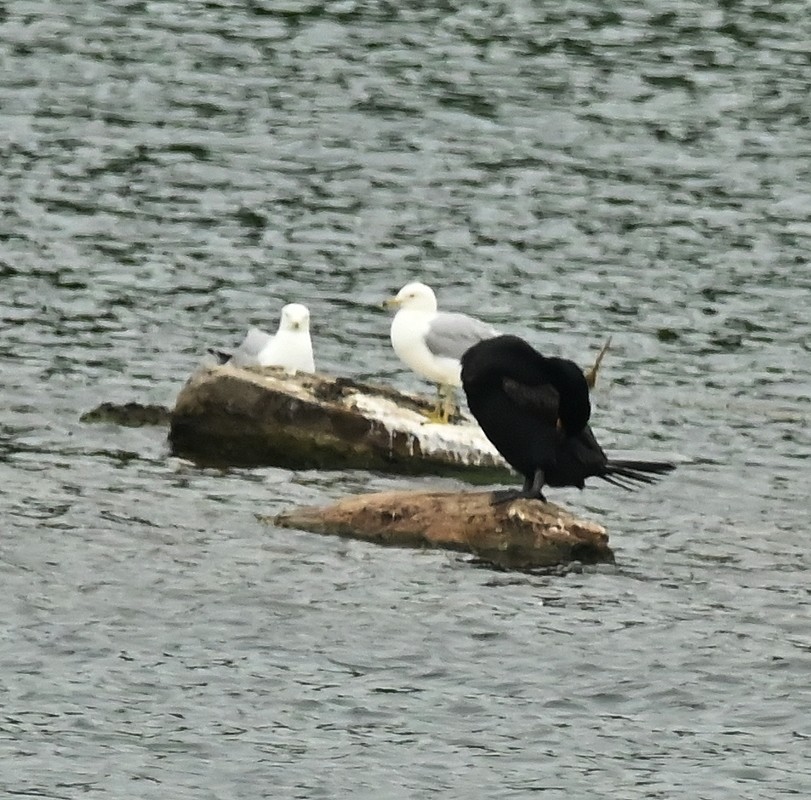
[460,335,675,502]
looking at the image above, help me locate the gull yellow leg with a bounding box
[423,384,456,424]
[423,385,446,423]
[440,386,457,424]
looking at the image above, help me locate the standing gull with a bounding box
[384,281,499,423]
[209,303,315,373]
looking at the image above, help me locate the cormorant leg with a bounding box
[490,472,546,506]
[527,468,547,502]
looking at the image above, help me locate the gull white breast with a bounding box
[211,302,315,374]
[384,281,498,423]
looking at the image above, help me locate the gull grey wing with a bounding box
[502,378,560,426]
[229,326,273,367]
[423,312,499,360]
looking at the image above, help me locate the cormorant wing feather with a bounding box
[502,378,560,426]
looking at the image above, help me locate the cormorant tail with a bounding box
[601,460,675,491]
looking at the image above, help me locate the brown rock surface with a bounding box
[271,489,613,570]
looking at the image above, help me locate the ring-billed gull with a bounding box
[383,281,499,423]
[461,334,674,503]
[209,303,315,373]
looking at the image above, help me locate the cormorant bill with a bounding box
[460,335,675,503]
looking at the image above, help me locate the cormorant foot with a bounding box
[489,489,523,506]
[489,488,547,506]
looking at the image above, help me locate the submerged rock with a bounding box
[270,489,613,570]
[168,365,513,481]
[80,402,172,427]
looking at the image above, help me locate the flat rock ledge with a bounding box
[270,489,613,570]
[169,365,513,481]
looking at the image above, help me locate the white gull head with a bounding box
[388,281,439,314]
[278,303,311,333]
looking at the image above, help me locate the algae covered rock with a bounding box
[168,365,512,481]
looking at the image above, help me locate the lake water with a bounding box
[2,1,810,797]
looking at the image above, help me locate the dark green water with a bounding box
[2,1,810,797]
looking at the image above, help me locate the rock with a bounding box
[82,339,611,480]
[269,489,613,570]
[168,365,513,481]
[80,402,172,427]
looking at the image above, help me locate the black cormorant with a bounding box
[460,335,675,502]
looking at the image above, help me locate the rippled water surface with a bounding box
[2,1,810,797]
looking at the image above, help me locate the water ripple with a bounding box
[1,0,810,797]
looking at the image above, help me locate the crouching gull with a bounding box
[383,281,499,423]
[209,303,315,373]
